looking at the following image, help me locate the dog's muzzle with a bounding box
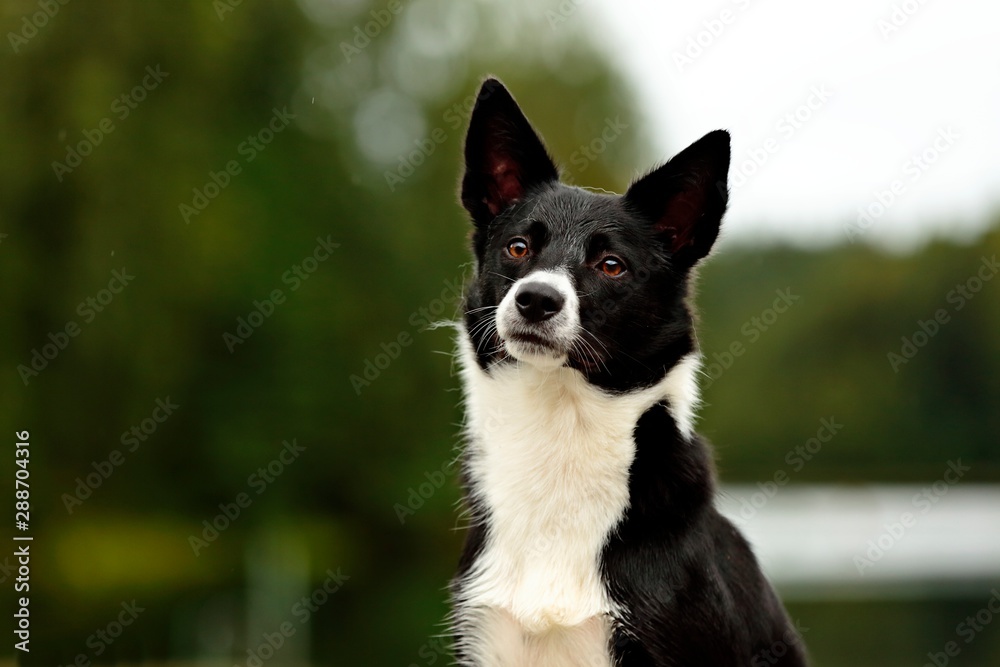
[496,270,578,367]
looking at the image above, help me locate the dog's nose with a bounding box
[514,282,565,323]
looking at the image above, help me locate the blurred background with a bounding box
[1,0,998,665]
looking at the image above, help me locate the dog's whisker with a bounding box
[467,315,497,338]
[574,333,610,375]
[489,272,516,283]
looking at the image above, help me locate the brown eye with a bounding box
[506,238,529,259]
[599,257,626,277]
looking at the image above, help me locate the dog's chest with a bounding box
[457,363,655,665]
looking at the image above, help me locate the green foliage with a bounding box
[1,0,997,665]
[698,230,1000,482]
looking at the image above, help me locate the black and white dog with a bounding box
[450,78,807,667]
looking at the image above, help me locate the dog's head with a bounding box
[460,78,730,392]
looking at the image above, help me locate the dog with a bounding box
[449,77,807,667]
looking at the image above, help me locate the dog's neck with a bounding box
[454,337,713,640]
[459,336,703,446]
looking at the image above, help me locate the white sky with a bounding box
[586,0,1000,252]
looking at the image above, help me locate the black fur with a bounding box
[603,405,805,665]
[453,77,807,666]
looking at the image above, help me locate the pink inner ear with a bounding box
[659,188,705,252]
[485,158,523,216]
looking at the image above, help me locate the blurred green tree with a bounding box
[1,0,997,665]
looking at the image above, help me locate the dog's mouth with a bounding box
[503,330,564,356]
[498,330,610,374]
[507,331,555,348]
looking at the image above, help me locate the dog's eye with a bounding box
[506,238,529,259]
[598,257,626,277]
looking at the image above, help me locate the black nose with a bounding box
[514,282,565,323]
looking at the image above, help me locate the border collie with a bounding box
[449,77,807,667]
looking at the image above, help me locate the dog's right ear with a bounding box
[461,77,559,227]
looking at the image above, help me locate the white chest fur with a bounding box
[455,340,701,666]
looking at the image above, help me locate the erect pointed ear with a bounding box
[461,77,559,227]
[624,130,730,266]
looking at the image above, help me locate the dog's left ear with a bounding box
[461,77,559,227]
[625,130,730,266]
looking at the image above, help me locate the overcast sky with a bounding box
[587,0,1000,252]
